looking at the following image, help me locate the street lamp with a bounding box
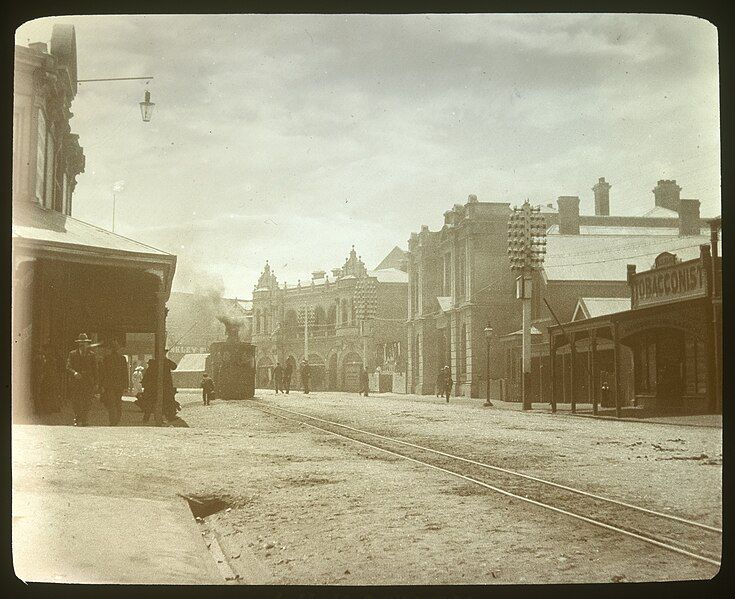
[484,324,494,407]
[139,90,155,122]
[77,76,155,123]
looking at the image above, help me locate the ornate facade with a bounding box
[251,247,408,392]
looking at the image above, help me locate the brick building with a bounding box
[251,246,408,392]
[407,179,714,401]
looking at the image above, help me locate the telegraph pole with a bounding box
[508,201,547,410]
[303,304,309,359]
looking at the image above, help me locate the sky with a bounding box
[15,14,721,298]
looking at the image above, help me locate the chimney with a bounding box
[312,270,326,280]
[331,268,341,279]
[467,194,478,203]
[557,196,580,235]
[592,177,611,216]
[678,199,701,236]
[652,179,681,211]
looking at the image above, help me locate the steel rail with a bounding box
[256,401,722,533]
[249,402,721,568]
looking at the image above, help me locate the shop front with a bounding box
[549,243,721,417]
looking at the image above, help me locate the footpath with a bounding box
[12,395,224,585]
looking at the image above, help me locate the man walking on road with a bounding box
[443,366,453,403]
[201,373,215,405]
[300,359,310,394]
[273,362,284,394]
[100,338,128,426]
[359,365,370,397]
[65,333,97,426]
[284,356,294,394]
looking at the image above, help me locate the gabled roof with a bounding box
[572,297,631,321]
[374,246,408,271]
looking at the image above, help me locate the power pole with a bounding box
[303,304,309,359]
[508,200,547,411]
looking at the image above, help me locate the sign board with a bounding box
[630,257,707,309]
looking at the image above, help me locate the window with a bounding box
[456,242,467,299]
[45,129,55,209]
[460,323,467,374]
[443,253,452,296]
[35,109,47,204]
[61,173,69,214]
[684,335,708,396]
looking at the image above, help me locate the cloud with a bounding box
[17,14,720,298]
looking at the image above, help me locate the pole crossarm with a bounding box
[77,76,154,82]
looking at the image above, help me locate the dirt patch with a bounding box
[288,475,342,487]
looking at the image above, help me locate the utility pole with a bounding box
[508,200,547,411]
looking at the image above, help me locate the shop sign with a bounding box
[631,258,707,309]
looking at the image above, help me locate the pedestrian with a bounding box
[435,369,444,398]
[131,365,144,396]
[284,356,294,394]
[443,365,453,403]
[33,345,60,415]
[360,365,370,397]
[65,333,97,426]
[100,339,128,426]
[139,354,178,422]
[273,362,284,394]
[201,372,215,405]
[300,359,311,394]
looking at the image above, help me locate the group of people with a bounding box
[271,356,299,394]
[63,332,181,426]
[435,366,454,402]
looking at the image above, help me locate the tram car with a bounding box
[206,340,256,400]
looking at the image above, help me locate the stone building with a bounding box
[12,25,176,422]
[251,246,408,392]
[407,180,714,401]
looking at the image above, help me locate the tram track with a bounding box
[249,400,721,568]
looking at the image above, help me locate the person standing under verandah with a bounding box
[284,356,295,394]
[65,333,97,426]
[100,338,128,426]
[300,359,311,394]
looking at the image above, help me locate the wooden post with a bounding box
[612,323,622,419]
[591,330,598,415]
[569,332,577,414]
[154,289,167,426]
[561,351,567,408]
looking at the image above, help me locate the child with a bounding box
[201,373,215,406]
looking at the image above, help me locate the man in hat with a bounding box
[273,362,284,394]
[100,339,128,426]
[442,366,453,403]
[283,356,295,394]
[300,359,310,394]
[140,352,179,422]
[65,333,97,426]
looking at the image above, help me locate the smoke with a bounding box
[190,271,245,339]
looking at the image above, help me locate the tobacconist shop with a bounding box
[548,237,722,417]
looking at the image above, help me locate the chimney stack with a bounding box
[28,42,48,54]
[557,196,580,235]
[467,194,478,203]
[653,179,681,212]
[678,199,701,236]
[592,177,611,216]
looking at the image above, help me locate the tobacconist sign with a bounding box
[630,256,707,309]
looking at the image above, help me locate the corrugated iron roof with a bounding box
[13,202,171,256]
[175,353,209,372]
[546,224,709,236]
[543,233,713,281]
[575,297,631,320]
[368,268,409,283]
